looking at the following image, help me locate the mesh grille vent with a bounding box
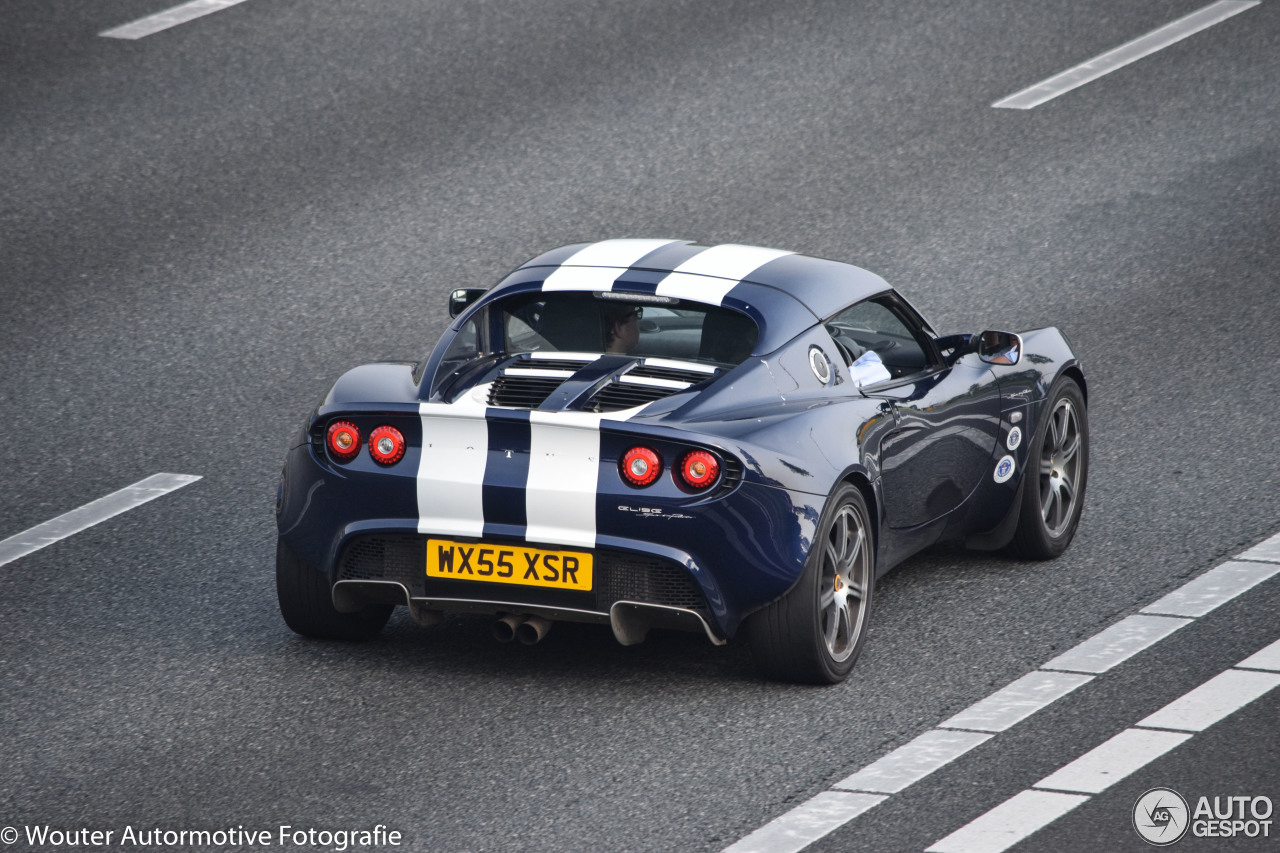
[597,553,707,613]
[629,364,718,384]
[337,535,424,592]
[487,375,565,408]
[586,383,675,412]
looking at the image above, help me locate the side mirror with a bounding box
[448,288,487,318]
[977,330,1023,366]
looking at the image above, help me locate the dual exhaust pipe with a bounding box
[492,614,553,646]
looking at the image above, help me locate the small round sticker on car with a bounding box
[994,455,1016,483]
[1007,426,1022,451]
[809,346,832,384]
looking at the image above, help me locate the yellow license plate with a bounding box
[426,539,593,592]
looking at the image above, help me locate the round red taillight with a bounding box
[327,421,361,461]
[368,425,406,465]
[678,450,720,490]
[620,446,662,487]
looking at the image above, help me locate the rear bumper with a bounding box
[276,441,820,640]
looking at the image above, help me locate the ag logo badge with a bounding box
[993,455,1016,483]
[1006,426,1022,451]
[1133,787,1190,846]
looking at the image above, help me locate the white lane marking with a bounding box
[925,790,1089,853]
[1034,728,1191,794]
[1137,668,1280,732]
[831,730,992,795]
[542,239,679,291]
[0,473,201,569]
[938,671,1094,734]
[724,535,1280,853]
[992,0,1260,109]
[100,0,252,39]
[721,792,886,853]
[418,396,490,539]
[927,639,1280,853]
[1141,560,1280,617]
[1239,530,1280,563]
[1236,637,1280,672]
[1040,614,1191,674]
[656,245,792,304]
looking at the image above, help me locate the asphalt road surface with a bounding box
[2,1,1277,852]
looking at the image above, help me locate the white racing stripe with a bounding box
[418,392,490,539]
[0,473,201,568]
[542,239,680,291]
[525,411,607,548]
[100,0,252,39]
[524,407,647,548]
[656,245,793,304]
[993,0,1260,109]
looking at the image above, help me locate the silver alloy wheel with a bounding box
[1039,398,1082,536]
[818,505,871,663]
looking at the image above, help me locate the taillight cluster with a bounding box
[325,421,406,466]
[619,445,722,492]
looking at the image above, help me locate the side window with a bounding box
[826,297,935,381]
[431,316,483,395]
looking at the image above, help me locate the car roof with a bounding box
[475,240,893,355]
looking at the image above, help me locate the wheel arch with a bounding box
[839,469,881,573]
[1059,364,1087,406]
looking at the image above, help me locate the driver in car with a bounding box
[603,304,642,354]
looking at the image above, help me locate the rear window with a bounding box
[499,292,757,365]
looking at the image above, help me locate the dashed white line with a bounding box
[937,671,1094,734]
[1034,728,1192,795]
[1137,668,1280,732]
[721,529,1280,853]
[1237,637,1280,672]
[0,473,202,568]
[1040,614,1191,674]
[1141,560,1280,617]
[925,790,1090,853]
[100,0,252,40]
[925,642,1280,853]
[993,0,1260,109]
[1239,533,1280,564]
[721,792,887,853]
[832,730,993,794]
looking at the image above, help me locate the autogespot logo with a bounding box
[1134,788,1191,846]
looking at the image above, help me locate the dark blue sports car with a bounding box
[276,240,1088,683]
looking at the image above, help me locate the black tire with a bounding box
[1008,378,1088,559]
[276,539,392,640]
[747,483,875,684]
